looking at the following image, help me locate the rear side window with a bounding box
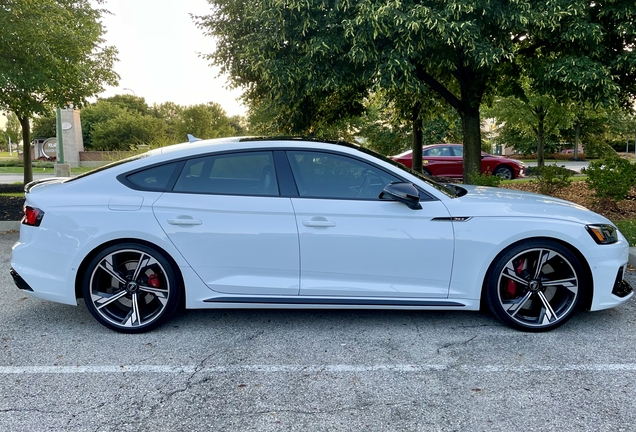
[126,163,179,191]
[173,151,279,196]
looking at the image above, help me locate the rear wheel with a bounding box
[423,168,432,176]
[485,240,584,332]
[82,243,181,333]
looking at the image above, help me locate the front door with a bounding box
[287,150,454,298]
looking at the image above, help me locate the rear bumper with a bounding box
[10,239,78,306]
[10,267,33,292]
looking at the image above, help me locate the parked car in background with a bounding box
[392,144,525,179]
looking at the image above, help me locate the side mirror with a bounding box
[380,182,422,210]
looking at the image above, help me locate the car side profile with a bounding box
[10,137,632,333]
[391,143,526,179]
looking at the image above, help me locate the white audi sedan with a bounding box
[10,137,633,333]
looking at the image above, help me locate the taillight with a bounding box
[22,206,44,227]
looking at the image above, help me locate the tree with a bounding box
[173,103,235,140]
[358,91,461,157]
[561,104,629,158]
[0,0,118,183]
[1,111,21,151]
[101,94,150,116]
[90,113,166,151]
[198,0,636,183]
[32,111,57,139]
[485,85,573,166]
[80,100,127,149]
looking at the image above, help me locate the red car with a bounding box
[391,144,525,180]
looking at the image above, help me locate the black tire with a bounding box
[493,165,514,180]
[484,239,585,332]
[82,243,182,333]
[423,168,432,176]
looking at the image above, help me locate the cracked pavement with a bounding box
[1,232,636,431]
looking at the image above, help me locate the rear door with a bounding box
[423,146,463,178]
[152,151,300,296]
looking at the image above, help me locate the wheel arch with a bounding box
[479,236,594,312]
[74,238,185,301]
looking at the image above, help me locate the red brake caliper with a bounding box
[147,274,160,288]
[504,259,526,298]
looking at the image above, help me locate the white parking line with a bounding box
[2,363,636,374]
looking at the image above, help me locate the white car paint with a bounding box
[9,138,633,332]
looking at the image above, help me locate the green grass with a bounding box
[0,166,93,174]
[0,192,24,197]
[615,220,636,247]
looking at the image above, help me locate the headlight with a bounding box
[586,224,618,244]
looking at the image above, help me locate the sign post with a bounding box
[54,107,71,177]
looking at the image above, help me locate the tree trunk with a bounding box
[536,111,545,169]
[457,66,485,184]
[573,122,580,160]
[18,115,33,185]
[461,107,481,183]
[411,101,423,173]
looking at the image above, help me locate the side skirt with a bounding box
[199,296,473,309]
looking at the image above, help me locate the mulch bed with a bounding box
[500,181,636,221]
[0,183,25,222]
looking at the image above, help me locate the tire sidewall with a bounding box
[485,239,585,332]
[81,242,182,333]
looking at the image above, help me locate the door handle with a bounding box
[168,216,202,226]
[303,218,336,228]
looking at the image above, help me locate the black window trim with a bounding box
[117,146,437,202]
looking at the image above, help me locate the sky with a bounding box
[96,0,246,116]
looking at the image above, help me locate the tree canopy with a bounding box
[198,0,636,182]
[0,0,118,182]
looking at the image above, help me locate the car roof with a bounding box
[156,136,362,158]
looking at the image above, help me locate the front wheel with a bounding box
[484,240,585,332]
[82,243,181,333]
[493,165,514,179]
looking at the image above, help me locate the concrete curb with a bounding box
[0,221,20,233]
[630,248,636,269]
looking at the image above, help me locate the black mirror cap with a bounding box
[380,182,422,210]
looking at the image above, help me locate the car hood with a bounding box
[442,185,610,225]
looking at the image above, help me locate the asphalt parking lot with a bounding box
[2,231,636,432]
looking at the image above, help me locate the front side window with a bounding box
[173,151,279,196]
[287,151,399,199]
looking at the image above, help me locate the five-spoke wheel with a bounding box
[82,243,181,333]
[485,240,584,331]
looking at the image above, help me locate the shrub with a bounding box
[583,141,617,159]
[535,164,572,196]
[470,169,502,187]
[582,157,636,203]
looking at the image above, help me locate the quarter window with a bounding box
[126,162,179,191]
[287,151,399,199]
[173,151,279,196]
